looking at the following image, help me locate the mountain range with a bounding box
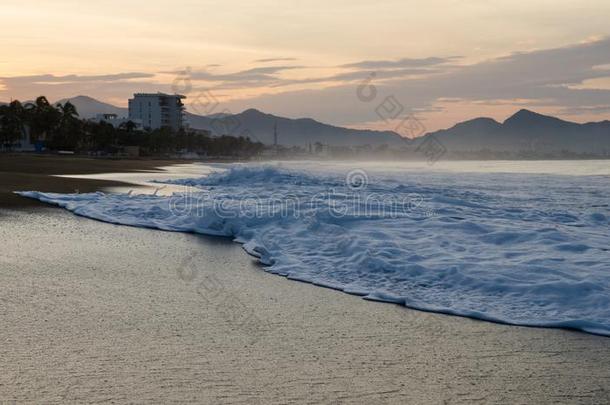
[5,95,610,154]
[55,96,403,147]
[426,109,610,154]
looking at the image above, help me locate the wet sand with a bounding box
[0,154,182,208]
[1,208,610,404]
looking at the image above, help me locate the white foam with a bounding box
[18,162,610,336]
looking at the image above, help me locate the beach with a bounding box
[0,154,183,208]
[1,156,610,404]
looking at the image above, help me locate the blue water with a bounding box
[19,160,610,336]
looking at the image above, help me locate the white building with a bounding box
[128,93,186,131]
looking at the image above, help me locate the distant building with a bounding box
[128,93,186,131]
[93,113,142,130]
[10,127,36,152]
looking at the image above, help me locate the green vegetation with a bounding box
[0,96,264,157]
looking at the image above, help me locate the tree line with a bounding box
[0,96,265,157]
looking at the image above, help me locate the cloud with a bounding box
[168,57,453,91]
[340,57,456,70]
[401,37,610,113]
[173,65,306,86]
[189,57,456,90]
[0,72,162,105]
[270,67,442,88]
[0,72,154,83]
[217,37,610,126]
[253,57,298,63]
[2,38,609,128]
[560,105,610,116]
[442,38,610,93]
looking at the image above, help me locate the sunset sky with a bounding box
[1,0,610,132]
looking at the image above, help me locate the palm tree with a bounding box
[25,96,60,143]
[0,100,27,150]
[52,101,82,150]
[57,101,79,125]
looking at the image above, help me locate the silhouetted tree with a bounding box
[25,96,60,143]
[49,101,82,150]
[3,95,266,157]
[0,100,27,149]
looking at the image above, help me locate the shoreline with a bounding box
[21,188,610,339]
[1,207,610,403]
[8,155,610,337]
[3,154,610,403]
[0,154,191,208]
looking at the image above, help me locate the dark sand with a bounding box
[1,154,610,403]
[0,154,181,208]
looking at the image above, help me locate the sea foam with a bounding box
[18,163,610,336]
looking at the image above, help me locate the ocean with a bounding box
[19,160,610,336]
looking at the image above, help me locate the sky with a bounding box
[1,0,610,132]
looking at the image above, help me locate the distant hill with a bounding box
[11,96,609,152]
[426,109,610,154]
[186,108,404,146]
[55,96,127,118]
[56,96,405,146]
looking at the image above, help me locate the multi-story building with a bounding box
[128,93,186,131]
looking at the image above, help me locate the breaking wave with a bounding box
[18,163,610,336]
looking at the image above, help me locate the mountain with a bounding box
[59,95,404,146]
[55,96,127,119]
[186,108,404,146]
[31,96,610,152]
[426,109,610,154]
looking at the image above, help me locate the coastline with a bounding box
[0,154,191,208]
[1,207,610,403]
[2,155,610,403]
